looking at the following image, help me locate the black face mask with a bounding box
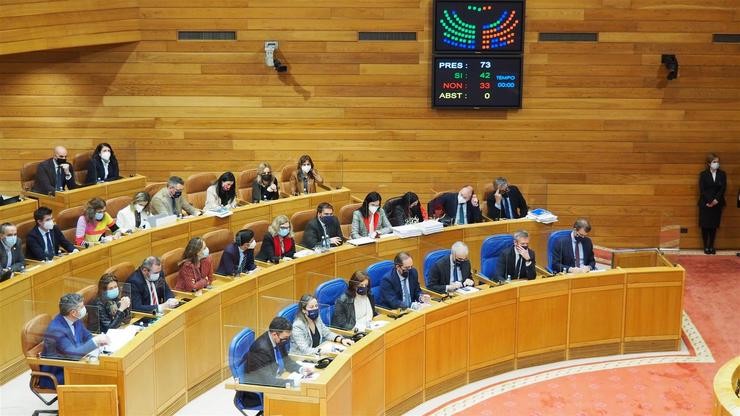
[574,234,585,243]
[172,190,182,199]
[356,286,368,296]
[56,157,67,165]
[454,258,467,267]
[261,174,272,181]
[519,245,529,250]
[399,268,410,278]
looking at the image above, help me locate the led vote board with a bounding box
[433,56,522,108]
[434,1,524,53]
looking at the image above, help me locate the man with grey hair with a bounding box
[486,177,528,220]
[32,145,79,195]
[1,222,25,275]
[150,175,201,217]
[495,230,537,282]
[427,241,475,294]
[40,293,110,387]
[127,256,179,313]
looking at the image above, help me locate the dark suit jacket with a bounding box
[697,169,727,228]
[40,314,96,386]
[378,268,422,309]
[331,292,378,330]
[256,233,296,263]
[251,178,280,203]
[551,234,596,273]
[243,331,300,387]
[0,238,25,272]
[26,225,76,261]
[301,217,344,249]
[431,192,482,224]
[127,268,174,313]
[87,296,130,333]
[85,156,120,185]
[486,185,528,220]
[32,158,77,195]
[426,256,472,294]
[216,243,256,276]
[494,246,536,281]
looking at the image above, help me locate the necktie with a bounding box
[401,278,411,308]
[274,346,285,374]
[45,232,54,258]
[574,241,581,267]
[237,251,248,274]
[148,281,159,305]
[5,247,12,268]
[505,197,514,219]
[457,203,465,225]
[515,255,522,278]
[170,197,177,215]
[56,167,63,191]
[453,264,459,283]
[134,211,141,228]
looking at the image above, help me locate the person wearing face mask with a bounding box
[332,271,378,331]
[350,192,393,239]
[291,294,354,356]
[32,145,78,195]
[302,202,345,249]
[85,142,120,185]
[289,154,324,196]
[494,231,537,283]
[428,185,482,225]
[217,229,257,276]
[150,176,201,217]
[204,171,238,211]
[128,256,179,313]
[116,191,151,233]
[0,222,25,275]
[487,177,528,220]
[26,206,78,260]
[388,192,427,226]
[175,237,214,292]
[256,215,296,263]
[378,252,431,310]
[552,218,596,274]
[39,293,111,387]
[88,273,131,333]
[698,152,727,255]
[427,241,476,294]
[252,161,280,202]
[75,197,120,246]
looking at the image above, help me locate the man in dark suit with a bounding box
[429,185,482,225]
[127,256,179,313]
[1,223,25,274]
[427,241,475,294]
[494,230,537,282]
[32,146,78,195]
[301,202,345,249]
[40,293,110,387]
[217,229,257,276]
[552,218,597,274]
[26,206,78,261]
[378,252,430,309]
[487,177,528,220]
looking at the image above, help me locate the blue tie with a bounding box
[45,232,54,258]
[401,278,411,308]
[453,265,459,283]
[505,197,514,219]
[457,203,465,225]
[274,346,285,374]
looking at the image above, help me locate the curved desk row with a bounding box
[11,216,683,416]
[713,355,740,416]
[22,175,147,212]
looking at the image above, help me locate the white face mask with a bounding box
[369,205,379,214]
[457,194,467,204]
[135,204,146,213]
[199,247,210,259]
[148,272,160,282]
[710,161,720,170]
[100,151,111,161]
[77,306,87,320]
[301,164,312,174]
[247,240,257,250]
[43,219,55,230]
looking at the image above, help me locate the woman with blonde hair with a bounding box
[256,215,295,263]
[116,191,151,233]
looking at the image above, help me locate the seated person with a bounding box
[85,142,120,185]
[350,192,393,239]
[32,146,78,195]
[494,230,537,282]
[427,241,475,294]
[75,197,121,246]
[552,218,596,274]
[88,273,131,333]
[217,229,257,276]
[332,271,378,331]
[40,293,110,387]
[301,202,344,249]
[175,237,213,292]
[150,176,202,217]
[378,252,430,310]
[429,185,482,225]
[1,222,25,273]
[291,294,354,356]
[389,192,426,226]
[26,206,78,261]
[487,177,528,220]
[252,162,280,203]
[204,171,237,211]
[256,215,296,263]
[116,191,151,233]
[289,154,324,196]
[128,256,179,313]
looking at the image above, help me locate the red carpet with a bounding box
[429,255,740,416]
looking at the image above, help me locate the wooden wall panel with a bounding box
[0,0,738,249]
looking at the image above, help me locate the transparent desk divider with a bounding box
[23,299,99,362]
[659,212,681,265]
[259,295,297,336]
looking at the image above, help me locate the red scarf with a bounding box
[363,211,380,233]
[272,235,293,257]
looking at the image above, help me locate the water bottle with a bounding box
[321,235,330,252]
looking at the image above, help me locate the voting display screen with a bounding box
[434,1,524,53]
[433,56,521,108]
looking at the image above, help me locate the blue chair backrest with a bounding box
[315,278,348,325]
[366,260,394,289]
[547,229,571,273]
[423,249,451,286]
[228,327,255,381]
[480,234,514,278]
[370,286,382,306]
[277,303,299,323]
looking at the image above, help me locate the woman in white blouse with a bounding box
[204,171,237,211]
[116,192,151,232]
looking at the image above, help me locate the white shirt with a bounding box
[353,295,373,328]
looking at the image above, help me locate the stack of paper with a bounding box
[204,207,232,218]
[417,220,444,235]
[104,325,142,353]
[392,220,443,238]
[293,249,315,258]
[347,236,375,246]
[526,208,558,224]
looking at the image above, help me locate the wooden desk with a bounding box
[0,198,38,224]
[23,175,147,212]
[713,355,740,416]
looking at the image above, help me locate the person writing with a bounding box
[698,153,726,255]
[204,171,237,211]
[150,176,202,217]
[256,215,296,263]
[290,294,353,356]
[332,271,378,331]
[378,252,431,310]
[85,142,120,184]
[289,155,324,196]
[116,192,151,233]
[350,192,393,239]
[127,256,179,313]
[389,192,426,226]
[552,218,596,274]
[175,237,213,292]
[427,242,475,294]
[88,273,131,333]
[252,162,280,202]
[75,197,121,246]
